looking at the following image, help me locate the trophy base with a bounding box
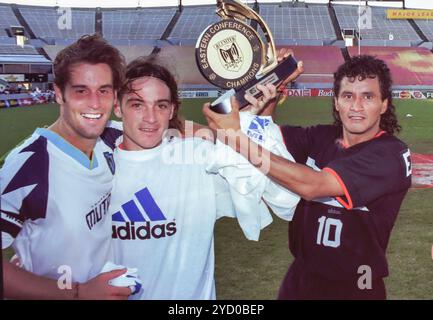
[210,55,298,114]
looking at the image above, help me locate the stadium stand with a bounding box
[0,5,22,39]
[415,20,433,43]
[18,6,95,42]
[334,5,422,46]
[168,6,219,45]
[102,8,177,43]
[348,46,433,87]
[156,45,210,88]
[0,44,38,55]
[284,45,345,85]
[0,54,51,66]
[259,4,336,45]
[0,2,431,92]
[43,44,154,63]
[113,45,155,63]
[42,45,66,61]
[153,45,345,89]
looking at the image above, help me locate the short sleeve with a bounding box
[324,140,411,209]
[280,125,339,164]
[279,125,311,163]
[1,136,49,248]
[213,173,236,219]
[100,120,123,150]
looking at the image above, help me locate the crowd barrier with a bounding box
[0,93,51,108]
[2,89,432,109]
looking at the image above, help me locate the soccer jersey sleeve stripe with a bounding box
[100,121,123,151]
[323,167,353,210]
[2,136,49,222]
[1,210,24,248]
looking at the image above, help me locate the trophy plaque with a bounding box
[196,0,298,113]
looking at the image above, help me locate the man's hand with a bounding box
[203,96,241,133]
[78,268,131,300]
[276,47,304,89]
[202,83,279,139]
[203,48,305,127]
[255,48,304,116]
[10,254,22,267]
[242,83,277,115]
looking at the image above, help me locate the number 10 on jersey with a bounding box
[316,216,342,248]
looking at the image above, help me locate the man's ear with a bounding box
[114,100,122,119]
[169,104,175,120]
[334,97,339,111]
[113,90,118,104]
[53,84,64,105]
[380,98,388,115]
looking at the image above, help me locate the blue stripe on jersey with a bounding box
[2,136,49,223]
[122,200,146,222]
[100,123,123,151]
[112,211,125,222]
[36,128,99,169]
[135,188,166,221]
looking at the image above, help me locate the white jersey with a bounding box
[1,123,122,282]
[111,137,235,300]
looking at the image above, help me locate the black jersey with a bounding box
[280,124,412,281]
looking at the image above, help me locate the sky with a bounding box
[0,0,431,9]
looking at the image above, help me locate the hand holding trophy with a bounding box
[196,0,299,114]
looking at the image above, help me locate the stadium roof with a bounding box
[0,0,431,9]
[0,54,51,63]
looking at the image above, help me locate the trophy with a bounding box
[195,0,298,113]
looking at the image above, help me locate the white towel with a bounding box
[100,261,142,295]
[206,112,300,241]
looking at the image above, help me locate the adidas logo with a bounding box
[247,116,270,143]
[112,221,176,240]
[112,187,177,240]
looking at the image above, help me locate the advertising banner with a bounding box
[179,91,219,99]
[387,9,433,20]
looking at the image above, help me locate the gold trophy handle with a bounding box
[216,0,277,77]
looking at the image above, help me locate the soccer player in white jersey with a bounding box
[110,59,281,299]
[1,35,130,299]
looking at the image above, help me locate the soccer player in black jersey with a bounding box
[204,55,412,299]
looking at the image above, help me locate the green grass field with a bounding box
[1,97,433,299]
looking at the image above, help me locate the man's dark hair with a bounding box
[54,34,125,98]
[119,58,183,132]
[332,55,400,135]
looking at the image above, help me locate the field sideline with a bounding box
[1,97,432,299]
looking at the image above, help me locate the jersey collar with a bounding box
[36,128,99,170]
[115,137,170,161]
[340,130,386,149]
